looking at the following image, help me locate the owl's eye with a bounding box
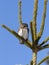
[24,25,25,27]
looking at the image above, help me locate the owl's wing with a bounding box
[22,28,29,40]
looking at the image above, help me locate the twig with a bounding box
[38,44,49,51]
[2,24,32,49]
[38,36,49,47]
[32,0,38,41]
[37,0,48,40]
[30,22,34,43]
[37,56,49,65]
[18,0,22,25]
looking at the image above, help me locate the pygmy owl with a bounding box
[18,23,29,44]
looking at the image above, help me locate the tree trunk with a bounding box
[31,52,37,65]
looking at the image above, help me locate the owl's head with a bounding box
[20,23,28,28]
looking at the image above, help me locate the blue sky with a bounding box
[0,0,49,65]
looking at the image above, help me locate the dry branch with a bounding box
[2,24,32,49]
[37,0,48,40]
[32,0,38,41]
[38,44,49,51]
[18,0,22,25]
[38,36,49,47]
[37,56,49,65]
[30,22,34,43]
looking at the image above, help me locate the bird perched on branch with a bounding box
[18,23,29,44]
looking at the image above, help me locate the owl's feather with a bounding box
[18,24,29,44]
[22,27,29,40]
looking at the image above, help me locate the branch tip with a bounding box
[37,56,49,65]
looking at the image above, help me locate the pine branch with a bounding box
[37,0,48,40]
[2,24,32,49]
[32,0,38,41]
[18,0,22,25]
[38,44,49,51]
[38,36,49,47]
[37,56,49,65]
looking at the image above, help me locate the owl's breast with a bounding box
[22,28,29,40]
[18,28,23,36]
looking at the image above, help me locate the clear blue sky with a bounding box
[0,0,49,65]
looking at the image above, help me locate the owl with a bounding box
[18,23,29,44]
